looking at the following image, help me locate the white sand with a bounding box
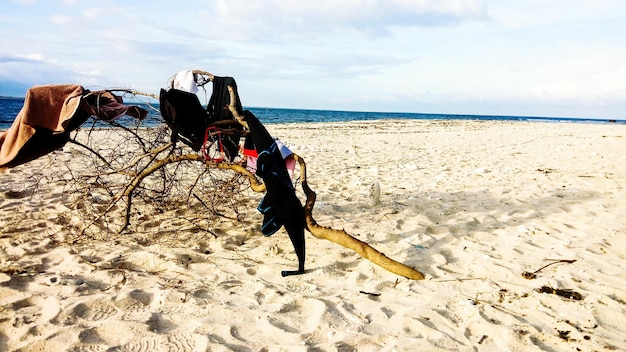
[1,119,625,351]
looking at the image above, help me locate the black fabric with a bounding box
[244,110,306,273]
[159,78,306,274]
[158,76,243,159]
[159,88,208,151]
[257,196,282,237]
[207,76,243,160]
[207,76,242,120]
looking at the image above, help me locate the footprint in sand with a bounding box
[66,301,119,323]
[76,327,109,345]
[266,298,326,335]
[115,289,156,321]
[146,312,179,334]
[164,333,202,351]
[115,333,199,352]
[115,335,162,352]
[285,281,317,293]
[3,295,61,348]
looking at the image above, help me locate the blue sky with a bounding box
[1,0,624,119]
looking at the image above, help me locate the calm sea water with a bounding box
[0,96,622,129]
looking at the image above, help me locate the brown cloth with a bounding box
[0,84,147,170]
[82,90,148,122]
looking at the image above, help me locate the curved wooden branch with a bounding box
[78,152,265,236]
[105,88,159,100]
[227,85,248,129]
[292,153,425,280]
[116,154,265,232]
[192,70,215,81]
[183,154,265,192]
[192,70,215,89]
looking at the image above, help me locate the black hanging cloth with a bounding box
[244,110,306,276]
[159,76,243,160]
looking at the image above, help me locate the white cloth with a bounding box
[275,139,293,159]
[171,70,198,94]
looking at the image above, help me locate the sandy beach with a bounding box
[1,119,625,351]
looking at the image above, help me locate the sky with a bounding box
[0,0,625,119]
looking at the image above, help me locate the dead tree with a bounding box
[50,72,425,280]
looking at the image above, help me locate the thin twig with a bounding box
[522,259,577,279]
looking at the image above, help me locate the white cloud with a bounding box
[0,54,76,84]
[10,0,36,5]
[1,0,625,118]
[50,15,74,26]
[210,0,489,40]
[215,0,488,24]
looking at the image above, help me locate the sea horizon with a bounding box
[1,96,624,129]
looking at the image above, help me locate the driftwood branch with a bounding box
[64,78,425,280]
[192,70,215,82]
[227,85,248,129]
[78,136,425,279]
[292,154,425,280]
[106,88,159,100]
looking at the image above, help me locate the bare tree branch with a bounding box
[24,82,425,280]
[292,153,425,280]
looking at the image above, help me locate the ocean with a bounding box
[0,96,623,130]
